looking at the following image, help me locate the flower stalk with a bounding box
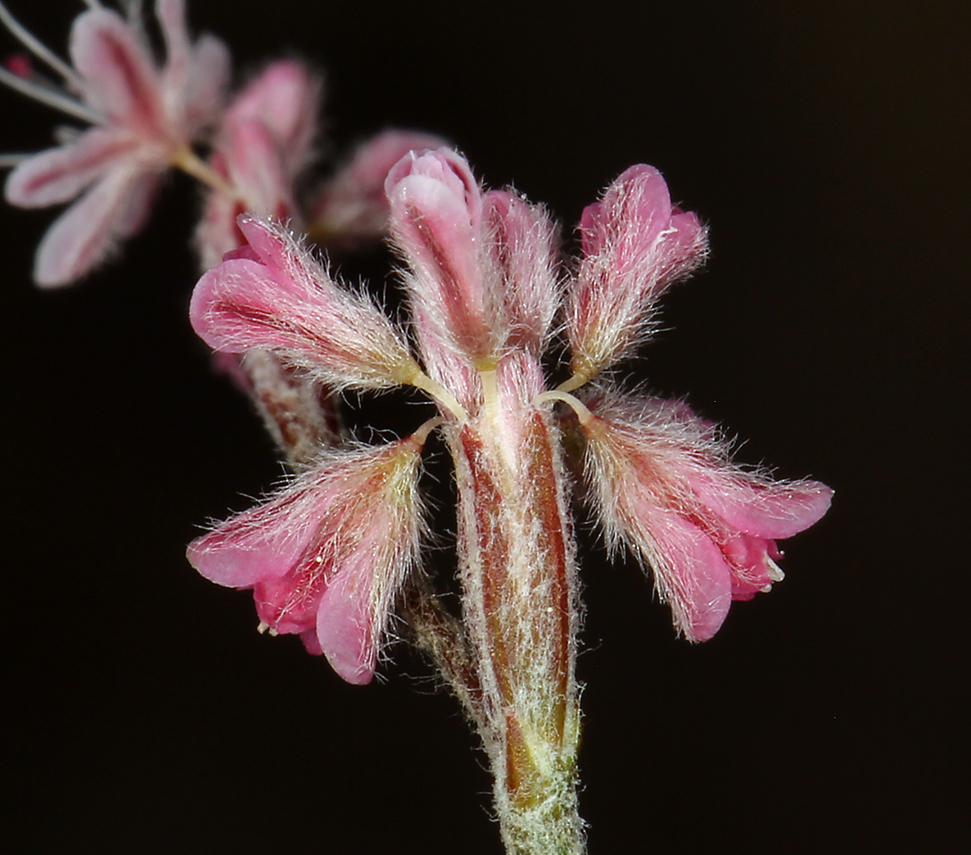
[451,364,583,853]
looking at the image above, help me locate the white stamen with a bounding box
[765,555,785,583]
[0,65,103,124]
[0,152,28,167]
[0,1,86,90]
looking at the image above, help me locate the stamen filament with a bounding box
[0,65,103,123]
[554,372,592,395]
[409,416,444,447]
[0,1,86,90]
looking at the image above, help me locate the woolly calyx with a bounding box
[564,165,707,388]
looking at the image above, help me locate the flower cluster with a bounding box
[3,4,832,852]
[186,147,831,850]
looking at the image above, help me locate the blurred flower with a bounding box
[1,0,229,285]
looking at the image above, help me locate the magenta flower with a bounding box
[1,0,229,285]
[188,147,831,851]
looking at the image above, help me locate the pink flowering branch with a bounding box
[3,6,833,853]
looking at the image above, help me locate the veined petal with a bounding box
[70,8,164,132]
[310,129,448,248]
[387,148,495,362]
[33,163,143,287]
[189,216,420,390]
[4,128,136,207]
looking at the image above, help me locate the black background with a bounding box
[3,1,965,852]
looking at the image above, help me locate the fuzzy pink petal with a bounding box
[234,216,306,287]
[187,477,330,588]
[645,508,733,642]
[5,129,136,208]
[33,165,141,287]
[70,9,164,131]
[190,218,417,389]
[483,189,561,352]
[690,473,834,540]
[315,555,377,684]
[387,148,494,360]
[579,165,672,262]
[567,164,708,379]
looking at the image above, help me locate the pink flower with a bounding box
[194,59,321,268]
[563,164,708,391]
[190,216,420,390]
[188,150,829,841]
[2,0,230,286]
[188,438,427,684]
[308,129,449,250]
[576,392,833,641]
[189,150,831,690]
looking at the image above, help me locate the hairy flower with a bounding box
[574,392,832,641]
[188,147,830,851]
[563,164,707,390]
[188,438,427,684]
[190,215,421,391]
[1,0,229,285]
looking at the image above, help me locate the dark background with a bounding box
[4,1,965,852]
